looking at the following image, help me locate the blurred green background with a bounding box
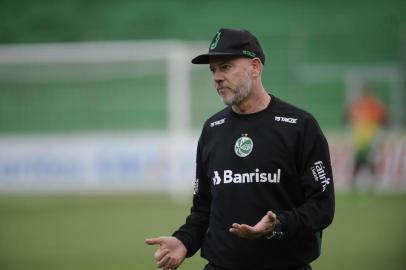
[1,1,406,270]
[1,0,405,132]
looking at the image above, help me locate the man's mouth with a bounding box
[217,86,228,92]
[217,88,226,95]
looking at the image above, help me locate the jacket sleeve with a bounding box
[277,115,335,238]
[172,130,211,257]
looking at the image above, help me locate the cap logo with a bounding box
[210,31,221,50]
[243,50,256,58]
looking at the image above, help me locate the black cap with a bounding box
[191,28,265,65]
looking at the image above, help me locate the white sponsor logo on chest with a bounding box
[212,169,281,186]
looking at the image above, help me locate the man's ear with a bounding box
[251,58,262,78]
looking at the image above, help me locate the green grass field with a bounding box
[0,192,405,270]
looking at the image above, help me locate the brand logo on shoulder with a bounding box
[210,118,226,127]
[310,160,331,192]
[275,116,298,124]
[234,134,253,157]
[212,169,281,186]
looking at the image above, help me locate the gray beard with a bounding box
[221,72,253,106]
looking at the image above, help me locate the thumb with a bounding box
[145,237,163,245]
[267,211,276,220]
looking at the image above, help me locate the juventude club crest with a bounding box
[210,31,221,50]
[234,134,253,157]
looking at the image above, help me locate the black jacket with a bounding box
[174,94,335,270]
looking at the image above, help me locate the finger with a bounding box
[157,252,171,268]
[229,226,246,235]
[165,257,177,270]
[155,248,170,261]
[229,223,242,233]
[230,223,250,231]
[240,224,253,230]
[267,211,276,220]
[231,223,242,229]
[169,258,180,270]
[230,227,252,238]
[239,224,256,233]
[229,224,241,233]
[145,237,162,245]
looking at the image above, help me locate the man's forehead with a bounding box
[209,56,247,67]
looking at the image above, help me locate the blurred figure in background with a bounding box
[346,85,388,191]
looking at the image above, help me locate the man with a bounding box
[146,28,335,270]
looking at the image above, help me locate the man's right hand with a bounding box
[145,236,187,270]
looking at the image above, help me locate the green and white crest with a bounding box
[234,134,253,157]
[210,31,221,50]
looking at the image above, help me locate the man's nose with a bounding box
[212,70,224,83]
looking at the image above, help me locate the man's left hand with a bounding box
[229,210,277,239]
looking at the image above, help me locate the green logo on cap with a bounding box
[210,31,221,50]
[243,50,256,58]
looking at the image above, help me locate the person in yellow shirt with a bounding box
[347,86,388,190]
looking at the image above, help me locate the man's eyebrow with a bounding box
[209,60,231,69]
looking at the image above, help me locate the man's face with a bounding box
[209,57,253,106]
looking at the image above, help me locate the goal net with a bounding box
[0,41,219,194]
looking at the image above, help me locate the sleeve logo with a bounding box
[310,160,331,192]
[193,178,199,195]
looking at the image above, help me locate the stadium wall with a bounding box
[0,132,405,194]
